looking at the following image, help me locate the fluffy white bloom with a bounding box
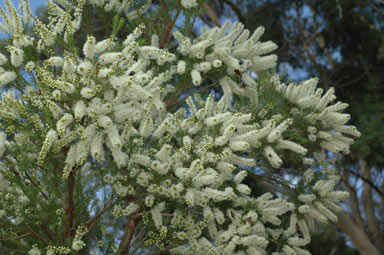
[63,57,77,75]
[151,202,165,229]
[0,71,17,87]
[45,56,63,67]
[229,140,250,151]
[28,247,41,255]
[191,69,202,86]
[72,239,85,251]
[122,202,139,216]
[98,52,123,64]
[264,145,283,168]
[181,0,198,9]
[56,113,73,135]
[77,61,93,75]
[95,38,114,53]
[177,60,186,74]
[7,46,24,67]
[151,160,170,175]
[139,116,153,138]
[83,36,96,59]
[236,183,251,195]
[0,209,6,217]
[212,59,222,68]
[0,53,7,65]
[277,139,307,155]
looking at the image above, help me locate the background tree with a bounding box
[200,0,384,254]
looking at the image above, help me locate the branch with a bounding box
[63,168,76,240]
[28,228,50,244]
[24,171,50,201]
[360,160,384,253]
[159,3,183,48]
[115,212,142,255]
[340,166,365,230]
[336,210,381,255]
[84,196,115,231]
[346,167,384,198]
[202,3,221,27]
[0,232,32,241]
[220,0,245,24]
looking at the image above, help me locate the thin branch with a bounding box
[24,171,50,201]
[159,3,183,48]
[27,228,50,244]
[159,0,170,27]
[202,3,221,27]
[220,0,245,24]
[129,226,146,250]
[63,167,76,240]
[340,166,365,230]
[347,168,384,198]
[84,196,115,231]
[0,232,32,241]
[115,212,142,255]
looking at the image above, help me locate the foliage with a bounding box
[0,0,360,254]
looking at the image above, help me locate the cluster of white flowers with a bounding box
[181,0,198,9]
[173,21,277,90]
[28,246,41,255]
[271,75,361,154]
[0,0,360,254]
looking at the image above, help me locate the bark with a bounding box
[341,166,365,230]
[336,210,381,255]
[115,213,142,255]
[202,3,221,27]
[63,170,75,240]
[360,160,384,253]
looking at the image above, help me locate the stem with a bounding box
[84,196,115,231]
[63,168,75,240]
[115,213,142,255]
[159,3,182,48]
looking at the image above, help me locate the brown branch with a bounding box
[115,212,142,255]
[340,166,365,230]
[346,167,384,198]
[159,3,183,48]
[336,210,381,255]
[84,196,115,231]
[360,160,384,253]
[188,15,197,37]
[202,3,221,27]
[43,227,55,241]
[309,6,334,69]
[294,1,330,90]
[159,0,170,28]
[0,232,32,241]
[28,229,50,244]
[220,0,245,24]
[63,168,76,240]
[24,171,50,201]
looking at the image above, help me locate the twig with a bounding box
[129,226,146,250]
[84,196,115,231]
[63,168,76,240]
[27,227,50,244]
[0,232,32,241]
[24,171,50,201]
[159,3,183,48]
[347,168,384,198]
[115,212,142,255]
[220,0,245,24]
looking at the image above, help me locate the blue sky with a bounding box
[0,0,45,15]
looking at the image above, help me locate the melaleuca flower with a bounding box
[0,1,360,254]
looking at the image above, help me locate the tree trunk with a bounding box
[336,210,381,255]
